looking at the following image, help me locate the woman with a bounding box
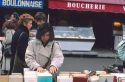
[2,20,16,55]
[9,13,34,74]
[3,20,16,41]
[2,20,16,74]
[25,23,64,75]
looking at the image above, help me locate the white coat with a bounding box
[25,39,64,70]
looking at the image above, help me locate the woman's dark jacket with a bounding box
[11,25,29,61]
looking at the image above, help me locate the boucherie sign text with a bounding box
[67,2,105,10]
[49,0,125,13]
[0,0,44,9]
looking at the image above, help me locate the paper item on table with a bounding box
[57,76,73,82]
[37,71,52,76]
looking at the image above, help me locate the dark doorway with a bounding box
[92,13,114,50]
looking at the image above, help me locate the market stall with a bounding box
[48,0,125,51]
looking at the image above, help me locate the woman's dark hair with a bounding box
[11,12,19,20]
[3,20,17,29]
[36,23,54,41]
[34,12,46,21]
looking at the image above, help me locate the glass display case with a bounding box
[53,26,95,52]
[54,26,95,40]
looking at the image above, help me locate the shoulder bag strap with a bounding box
[0,41,3,67]
[44,41,55,68]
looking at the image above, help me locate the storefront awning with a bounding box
[0,0,44,9]
[48,0,125,13]
[61,0,125,5]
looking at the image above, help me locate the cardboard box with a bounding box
[9,73,23,82]
[99,74,116,82]
[110,73,125,82]
[88,75,99,82]
[37,71,52,82]
[57,76,73,82]
[0,75,9,82]
[24,71,37,82]
[59,71,81,76]
[118,77,125,82]
[72,74,88,82]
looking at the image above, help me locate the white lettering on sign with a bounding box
[123,6,125,11]
[67,2,105,10]
[2,0,43,8]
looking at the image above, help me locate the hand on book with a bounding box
[36,66,46,73]
[49,65,57,74]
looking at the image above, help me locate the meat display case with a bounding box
[53,26,95,53]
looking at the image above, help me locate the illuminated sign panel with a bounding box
[49,0,125,13]
[0,0,44,9]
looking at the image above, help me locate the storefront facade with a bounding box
[48,0,125,50]
[49,0,125,13]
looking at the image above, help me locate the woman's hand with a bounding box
[36,66,46,73]
[49,65,58,74]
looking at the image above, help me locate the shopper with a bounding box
[25,23,64,81]
[9,13,34,74]
[2,20,16,74]
[10,12,19,30]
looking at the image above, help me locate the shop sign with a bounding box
[49,0,125,13]
[59,0,125,5]
[0,0,44,9]
[67,2,105,11]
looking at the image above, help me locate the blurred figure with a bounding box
[10,12,19,21]
[34,12,46,29]
[1,14,11,36]
[3,20,16,52]
[29,12,46,37]
[1,20,16,74]
[2,20,16,38]
[9,13,34,74]
[10,12,19,30]
[2,12,19,34]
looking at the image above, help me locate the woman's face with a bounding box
[10,15,15,20]
[35,20,45,27]
[41,32,50,43]
[24,20,33,30]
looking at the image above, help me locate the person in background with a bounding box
[9,12,19,30]
[3,20,16,44]
[2,20,16,74]
[9,13,34,74]
[2,12,19,34]
[10,12,19,21]
[29,12,46,37]
[1,14,11,36]
[34,12,46,29]
[25,23,64,81]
